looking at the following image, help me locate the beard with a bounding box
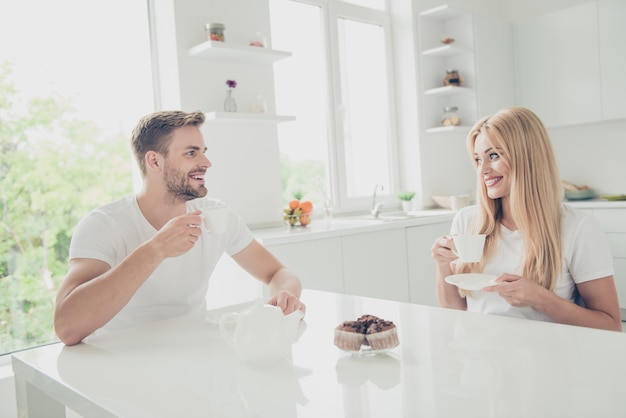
[163,160,207,202]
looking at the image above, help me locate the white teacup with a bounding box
[200,205,229,234]
[453,234,486,263]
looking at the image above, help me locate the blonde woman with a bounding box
[431,107,621,331]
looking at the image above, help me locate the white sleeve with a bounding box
[224,209,254,256]
[69,210,121,267]
[450,205,479,236]
[567,214,615,284]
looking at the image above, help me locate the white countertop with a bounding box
[252,200,626,245]
[253,209,455,245]
[565,199,626,208]
[12,289,626,418]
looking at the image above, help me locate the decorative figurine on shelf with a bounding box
[441,106,462,126]
[249,31,267,48]
[224,79,237,113]
[443,69,463,87]
[206,23,225,42]
[249,93,267,114]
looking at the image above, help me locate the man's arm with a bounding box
[54,212,203,345]
[232,240,306,314]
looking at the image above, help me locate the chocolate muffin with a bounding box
[334,315,399,351]
[334,320,367,350]
[365,319,399,350]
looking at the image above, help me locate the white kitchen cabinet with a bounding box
[598,0,626,120]
[267,237,344,294]
[259,215,456,304]
[406,220,451,307]
[586,208,626,308]
[514,0,626,126]
[515,2,602,127]
[342,229,410,303]
[417,5,477,133]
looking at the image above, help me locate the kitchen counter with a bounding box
[565,199,626,209]
[253,199,626,246]
[252,209,455,245]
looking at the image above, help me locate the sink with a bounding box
[379,214,411,221]
[348,209,454,222]
[351,212,412,222]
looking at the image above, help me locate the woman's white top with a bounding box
[450,204,614,322]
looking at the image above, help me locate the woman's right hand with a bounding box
[432,235,467,310]
[431,235,458,268]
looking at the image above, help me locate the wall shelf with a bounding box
[188,41,291,64]
[419,4,468,20]
[418,5,477,133]
[422,44,470,57]
[204,112,295,124]
[423,86,472,96]
[425,125,471,134]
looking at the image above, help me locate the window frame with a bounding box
[288,0,401,213]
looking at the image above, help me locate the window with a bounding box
[270,0,398,214]
[0,1,154,356]
[337,17,394,198]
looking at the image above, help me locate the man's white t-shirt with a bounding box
[69,195,254,333]
[450,204,614,322]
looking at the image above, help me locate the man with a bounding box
[54,110,306,345]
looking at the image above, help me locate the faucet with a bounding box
[371,184,384,217]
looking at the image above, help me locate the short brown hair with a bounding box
[131,110,205,175]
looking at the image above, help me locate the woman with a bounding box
[431,107,621,331]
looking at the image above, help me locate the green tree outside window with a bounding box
[0,62,133,354]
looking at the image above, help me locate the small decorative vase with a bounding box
[402,200,413,213]
[224,89,237,112]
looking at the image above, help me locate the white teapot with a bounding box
[219,298,305,363]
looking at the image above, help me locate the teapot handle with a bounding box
[218,312,239,347]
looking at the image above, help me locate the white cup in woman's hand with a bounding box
[452,234,486,263]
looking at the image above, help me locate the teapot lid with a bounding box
[241,297,281,316]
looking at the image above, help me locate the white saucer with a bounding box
[445,273,498,291]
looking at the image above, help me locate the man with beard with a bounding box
[54,110,306,346]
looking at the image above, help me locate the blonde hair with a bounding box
[461,107,563,291]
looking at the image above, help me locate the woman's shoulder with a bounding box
[561,203,605,239]
[456,205,479,222]
[561,203,596,226]
[451,205,479,233]
[458,204,478,216]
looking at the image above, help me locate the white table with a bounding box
[12,289,626,417]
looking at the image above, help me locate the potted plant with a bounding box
[398,191,416,213]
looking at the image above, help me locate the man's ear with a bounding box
[145,151,161,172]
